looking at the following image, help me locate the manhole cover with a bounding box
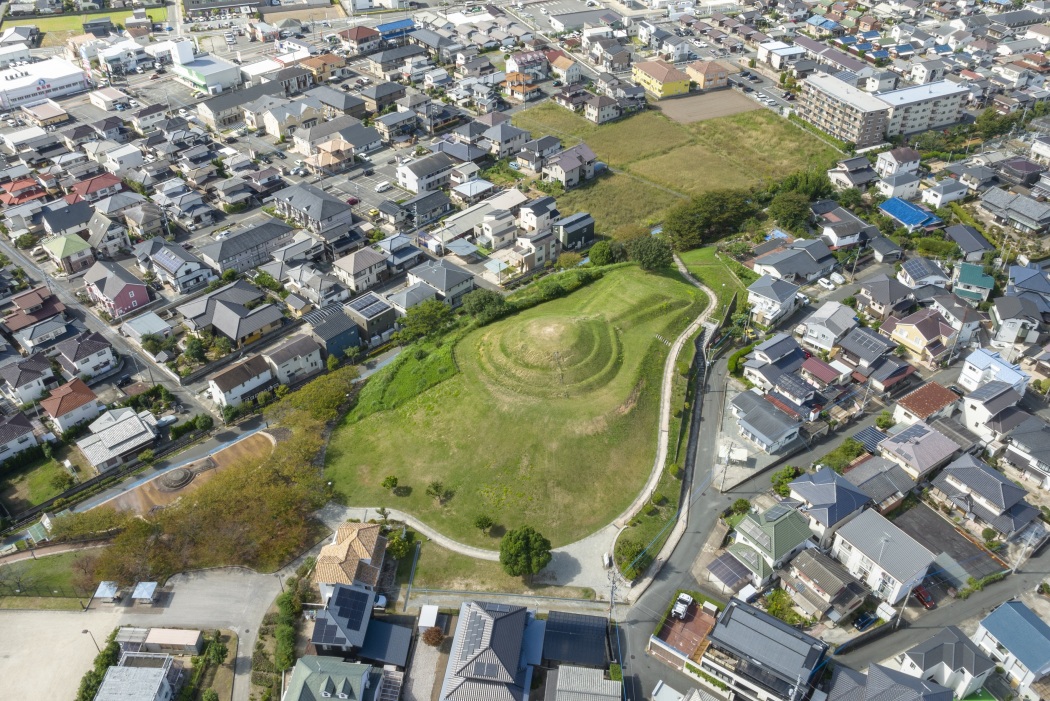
[159,468,193,490]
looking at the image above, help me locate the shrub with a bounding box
[732,499,750,514]
[875,411,895,430]
[422,626,444,646]
[273,624,295,670]
[727,342,757,376]
[609,663,623,682]
[771,465,801,496]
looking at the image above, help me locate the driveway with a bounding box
[0,568,283,701]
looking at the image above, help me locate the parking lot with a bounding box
[657,89,761,124]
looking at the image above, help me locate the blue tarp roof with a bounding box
[879,198,943,228]
[838,36,858,45]
[859,30,880,39]
[871,49,890,59]
[377,18,414,32]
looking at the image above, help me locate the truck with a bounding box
[671,593,693,619]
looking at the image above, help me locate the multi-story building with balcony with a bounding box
[798,73,890,149]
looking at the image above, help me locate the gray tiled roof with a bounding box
[410,259,473,294]
[861,274,912,305]
[0,352,51,389]
[84,261,144,300]
[829,664,952,701]
[275,183,346,223]
[839,327,894,362]
[0,412,34,445]
[197,219,294,266]
[708,599,828,688]
[789,469,872,527]
[440,601,529,701]
[264,334,321,367]
[749,274,800,305]
[905,626,994,679]
[834,510,934,583]
[879,422,959,476]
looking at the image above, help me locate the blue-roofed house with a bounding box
[879,197,943,232]
[958,348,1030,395]
[789,468,873,547]
[377,18,415,41]
[972,601,1050,699]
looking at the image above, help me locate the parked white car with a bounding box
[671,593,693,619]
[817,278,836,291]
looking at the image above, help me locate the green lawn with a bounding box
[511,104,838,238]
[6,7,168,32]
[327,266,706,547]
[0,552,86,595]
[679,247,751,315]
[0,453,81,514]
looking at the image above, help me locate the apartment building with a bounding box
[878,80,968,136]
[798,73,890,149]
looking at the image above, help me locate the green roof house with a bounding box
[953,263,995,303]
[285,656,381,701]
[42,234,95,274]
[728,503,813,586]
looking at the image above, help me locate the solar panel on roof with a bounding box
[765,503,791,521]
[738,517,772,550]
[334,588,370,631]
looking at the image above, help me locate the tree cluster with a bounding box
[462,289,511,325]
[394,299,455,345]
[662,190,758,251]
[499,525,552,579]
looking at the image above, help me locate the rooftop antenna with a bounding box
[878,533,891,563]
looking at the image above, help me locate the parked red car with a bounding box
[346,197,359,206]
[913,585,935,610]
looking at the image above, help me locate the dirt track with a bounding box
[657,89,761,124]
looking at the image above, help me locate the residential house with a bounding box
[550,56,582,84]
[542,143,597,189]
[980,187,1050,234]
[482,123,530,159]
[878,422,960,481]
[797,301,857,352]
[553,213,595,251]
[880,198,943,232]
[930,453,1041,540]
[2,287,67,348]
[40,379,102,434]
[1004,416,1050,490]
[747,274,802,328]
[727,503,813,586]
[124,202,168,240]
[338,26,381,55]
[972,601,1050,701]
[901,627,994,700]
[284,658,382,701]
[407,259,474,307]
[438,601,539,701]
[831,509,935,603]
[309,584,411,667]
[546,667,621,701]
[263,334,323,386]
[303,307,361,361]
[334,248,388,293]
[842,456,915,513]
[893,381,959,426]
[272,184,355,237]
[752,239,835,283]
[876,147,922,178]
[360,82,407,113]
[632,60,690,98]
[313,521,388,595]
[134,239,214,294]
[0,352,54,405]
[729,390,801,454]
[957,348,1030,395]
[789,469,873,548]
[516,136,562,173]
[396,152,458,194]
[827,157,879,191]
[76,407,158,472]
[69,172,123,203]
[877,172,921,200]
[208,355,278,409]
[506,50,548,80]
[42,232,94,274]
[782,549,866,625]
[945,224,994,263]
[740,333,807,390]
[197,220,295,274]
[826,666,952,701]
[698,600,828,701]
[55,330,115,380]
[83,261,149,319]
[898,257,949,288]
[857,274,913,320]
[583,94,620,124]
[86,211,129,258]
[344,293,397,345]
[922,179,969,209]
[961,380,1027,449]
[0,413,38,462]
[177,280,285,349]
[813,201,879,249]
[686,60,728,89]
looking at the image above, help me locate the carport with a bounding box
[706,552,751,593]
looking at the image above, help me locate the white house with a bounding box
[747,274,802,328]
[797,301,858,352]
[263,334,324,386]
[0,412,38,461]
[208,355,278,409]
[76,408,158,472]
[922,178,968,208]
[900,627,994,700]
[957,348,1030,395]
[875,147,922,178]
[40,379,103,435]
[0,353,53,405]
[54,331,116,381]
[876,172,921,200]
[830,509,935,604]
[972,601,1050,701]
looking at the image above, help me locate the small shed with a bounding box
[115,626,149,653]
[131,581,158,604]
[144,628,205,655]
[418,605,438,633]
[89,87,130,112]
[94,581,120,602]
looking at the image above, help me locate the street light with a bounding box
[82,629,101,653]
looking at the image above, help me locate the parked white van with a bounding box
[375,180,392,193]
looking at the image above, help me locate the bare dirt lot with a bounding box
[104,432,275,515]
[657,90,761,124]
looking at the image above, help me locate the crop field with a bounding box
[326,266,705,547]
[512,105,838,237]
[18,8,169,45]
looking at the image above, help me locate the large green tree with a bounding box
[588,240,615,266]
[394,299,454,344]
[767,190,811,232]
[779,169,833,200]
[627,236,674,271]
[462,288,510,324]
[663,189,756,251]
[499,526,552,579]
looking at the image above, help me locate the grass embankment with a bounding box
[513,105,839,238]
[0,551,86,596]
[679,246,756,316]
[327,266,705,548]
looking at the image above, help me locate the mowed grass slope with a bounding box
[326,267,705,547]
[512,104,839,238]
